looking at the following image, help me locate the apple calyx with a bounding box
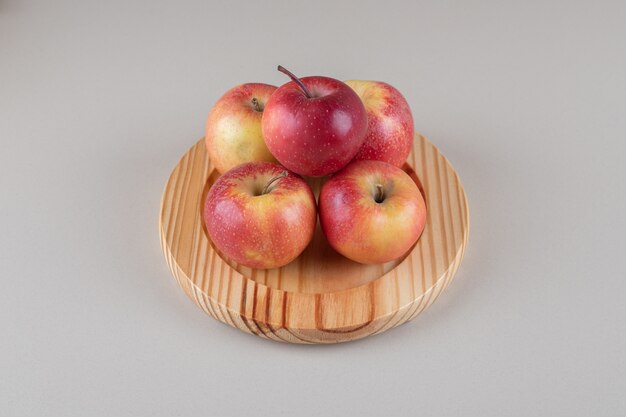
[251,97,263,112]
[262,170,289,195]
[277,65,313,98]
[374,183,385,203]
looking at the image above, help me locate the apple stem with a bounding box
[251,97,263,112]
[375,184,385,203]
[277,65,312,98]
[262,170,289,195]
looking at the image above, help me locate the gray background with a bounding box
[2,0,625,416]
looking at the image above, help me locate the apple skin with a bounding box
[345,80,414,167]
[204,162,316,269]
[205,83,277,174]
[319,160,426,264]
[262,76,368,177]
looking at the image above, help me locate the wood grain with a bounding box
[159,133,469,344]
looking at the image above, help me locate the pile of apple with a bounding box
[203,66,426,269]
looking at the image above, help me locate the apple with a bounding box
[204,161,316,269]
[318,159,426,264]
[345,80,414,167]
[205,83,277,173]
[262,66,368,177]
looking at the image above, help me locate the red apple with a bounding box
[262,66,368,177]
[204,162,316,269]
[345,80,414,167]
[205,83,277,173]
[319,160,426,264]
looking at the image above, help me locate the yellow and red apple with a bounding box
[345,80,414,167]
[204,162,316,269]
[205,83,277,174]
[319,160,426,264]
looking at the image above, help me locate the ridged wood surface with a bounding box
[159,133,469,344]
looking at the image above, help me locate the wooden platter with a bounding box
[159,133,469,344]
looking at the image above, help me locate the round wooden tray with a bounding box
[159,133,469,344]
